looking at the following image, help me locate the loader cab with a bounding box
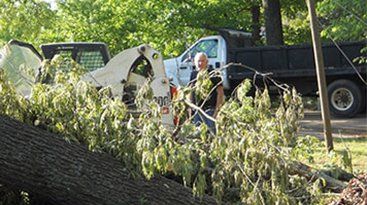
[40,42,111,72]
[0,40,111,96]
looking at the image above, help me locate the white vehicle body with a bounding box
[83,44,174,126]
[0,41,42,97]
[164,35,230,89]
[0,42,174,126]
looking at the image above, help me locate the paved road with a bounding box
[299,111,367,138]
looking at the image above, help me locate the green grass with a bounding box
[303,137,367,204]
[333,137,367,172]
[310,137,367,173]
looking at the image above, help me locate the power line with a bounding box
[334,1,367,27]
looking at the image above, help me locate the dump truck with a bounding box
[164,30,367,117]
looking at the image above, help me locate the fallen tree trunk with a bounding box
[289,161,349,192]
[0,115,216,205]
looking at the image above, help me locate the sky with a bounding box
[43,0,57,10]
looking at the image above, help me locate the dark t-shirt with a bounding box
[190,68,222,109]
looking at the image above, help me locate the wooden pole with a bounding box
[306,0,334,152]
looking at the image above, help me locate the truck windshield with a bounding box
[182,39,218,61]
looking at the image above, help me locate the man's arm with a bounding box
[188,92,193,118]
[188,71,196,118]
[214,85,224,118]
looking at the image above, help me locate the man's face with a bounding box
[195,54,208,71]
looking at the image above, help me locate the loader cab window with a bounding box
[182,39,218,62]
[77,50,105,71]
[42,46,107,72]
[53,50,74,71]
[56,50,73,59]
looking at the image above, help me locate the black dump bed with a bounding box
[227,40,367,80]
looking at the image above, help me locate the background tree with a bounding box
[317,0,367,41]
[281,0,311,44]
[0,0,56,45]
[250,3,262,44]
[0,0,365,57]
[54,0,256,56]
[263,0,284,45]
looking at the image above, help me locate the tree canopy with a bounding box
[0,0,365,56]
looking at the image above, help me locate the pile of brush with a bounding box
[331,173,367,205]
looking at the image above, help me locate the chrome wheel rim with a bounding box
[331,88,354,111]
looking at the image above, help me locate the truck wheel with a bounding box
[327,79,363,118]
[360,89,366,113]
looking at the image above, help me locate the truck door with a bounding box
[178,38,220,86]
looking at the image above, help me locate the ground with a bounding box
[300,111,367,171]
[300,111,367,138]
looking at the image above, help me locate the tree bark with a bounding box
[289,161,348,192]
[263,0,284,45]
[0,115,216,205]
[251,5,261,44]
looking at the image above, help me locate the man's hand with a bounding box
[213,110,218,119]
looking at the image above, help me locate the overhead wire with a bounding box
[334,1,367,27]
[315,18,367,85]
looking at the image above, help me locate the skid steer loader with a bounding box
[0,40,175,126]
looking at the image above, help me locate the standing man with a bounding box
[189,52,224,130]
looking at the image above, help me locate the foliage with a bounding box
[310,137,367,174]
[0,57,329,204]
[317,0,367,41]
[0,0,365,56]
[0,0,57,46]
[281,0,312,45]
[53,0,254,56]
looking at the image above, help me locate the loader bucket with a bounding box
[0,40,42,96]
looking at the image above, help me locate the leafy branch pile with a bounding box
[331,173,367,205]
[0,59,326,204]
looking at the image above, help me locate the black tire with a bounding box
[327,79,363,118]
[360,89,366,114]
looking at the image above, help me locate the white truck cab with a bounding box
[164,35,230,89]
[164,30,253,90]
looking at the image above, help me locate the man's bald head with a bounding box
[194,52,208,71]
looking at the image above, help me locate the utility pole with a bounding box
[306,0,334,152]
